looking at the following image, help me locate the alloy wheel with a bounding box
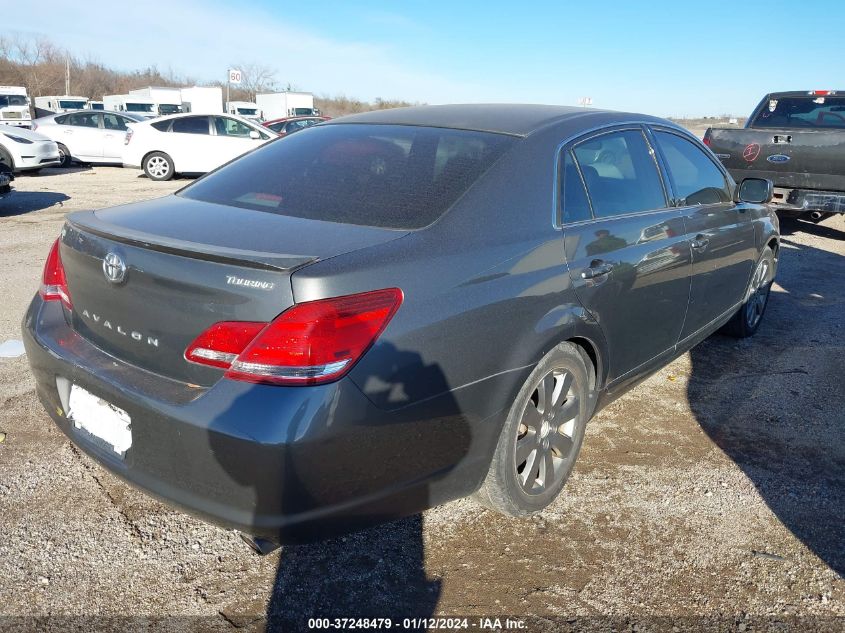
[514,368,579,495]
[745,257,772,329]
[146,156,169,179]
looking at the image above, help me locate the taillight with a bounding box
[31,122,37,131]
[39,238,72,309]
[702,137,711,146]
[124,128,133,145]
[185,288,403,385]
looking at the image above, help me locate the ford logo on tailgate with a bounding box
[767,154,791,163]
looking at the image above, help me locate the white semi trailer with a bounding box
[0,86,32,128]
[255,92,318,120]
[180,86,223,114]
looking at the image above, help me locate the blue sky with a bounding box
[7,0,844,117]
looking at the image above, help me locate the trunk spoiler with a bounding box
[66,210,317,272]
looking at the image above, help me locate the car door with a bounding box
[649,127,756,339]
[211,116,269,168]
[561,127,692,384]
[59,112,103,160]
[168,116,215,172]
[100,113,133,162]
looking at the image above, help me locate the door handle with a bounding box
[581,261,615,279]
[64,130,73,134]
[691,235,710,251]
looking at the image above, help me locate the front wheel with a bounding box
[143,151,175,181]
[56,143,73,168]
[475,342,592,516]
[723,245,775,338]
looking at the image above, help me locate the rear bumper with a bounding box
[770,187,845,215]
[22,297,493,542]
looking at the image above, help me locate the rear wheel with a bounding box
[143,152,175,181]
[56,143,72,168]
[723,245,775,338]
[475,342,591,516]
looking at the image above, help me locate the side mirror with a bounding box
[249,130,261,140]
[735,178,773,204]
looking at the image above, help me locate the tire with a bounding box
[475,342,592,516]
[723,245,776,338]
[143,152,175,181]
[0,147,13,172]
[56,143,72,168]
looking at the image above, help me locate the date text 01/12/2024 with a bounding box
[306,617,527,630]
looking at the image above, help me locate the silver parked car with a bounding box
[32,110,147,167]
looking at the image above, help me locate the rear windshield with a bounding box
[180,123,516,229]
[751,96,845,129]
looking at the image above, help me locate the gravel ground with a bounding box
[0,166,843,631]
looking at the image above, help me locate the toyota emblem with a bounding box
[102,252,127,284]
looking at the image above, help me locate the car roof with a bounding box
[324,104,651,137]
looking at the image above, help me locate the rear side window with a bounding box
[102,114,129,131]
[172,117,209,135]
[64,112,100,128]
[180,124,516,229]
[654,131,731,205]
[151,120,171,132]
[54,114,68,124]
[572,129,666,218]
[560,151,592,223]
[752,96,845,129]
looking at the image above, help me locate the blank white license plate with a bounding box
[68,385,132,456]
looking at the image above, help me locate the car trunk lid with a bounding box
[60,196,408,386]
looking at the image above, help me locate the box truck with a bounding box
[34,96,90,117]
[129,87,184,116]
[180,86,223,114]
[103,94,156,118]
[0,86,32,128]
[256,92,318,120]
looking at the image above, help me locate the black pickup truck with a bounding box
[705,90,845,220]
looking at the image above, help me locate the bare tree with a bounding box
[230,62,278,101]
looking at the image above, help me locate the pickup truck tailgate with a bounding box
[707,127,845,192]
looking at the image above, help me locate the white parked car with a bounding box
[0,126,60,173]
[32,110,148,167]
[122,113,277,181]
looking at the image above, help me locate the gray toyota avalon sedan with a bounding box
[23,105,779,546]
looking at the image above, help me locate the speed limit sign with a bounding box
[228,69,242,84]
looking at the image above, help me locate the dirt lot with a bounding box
[0,166,843,631]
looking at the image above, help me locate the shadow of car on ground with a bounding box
[688,221,845,577]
